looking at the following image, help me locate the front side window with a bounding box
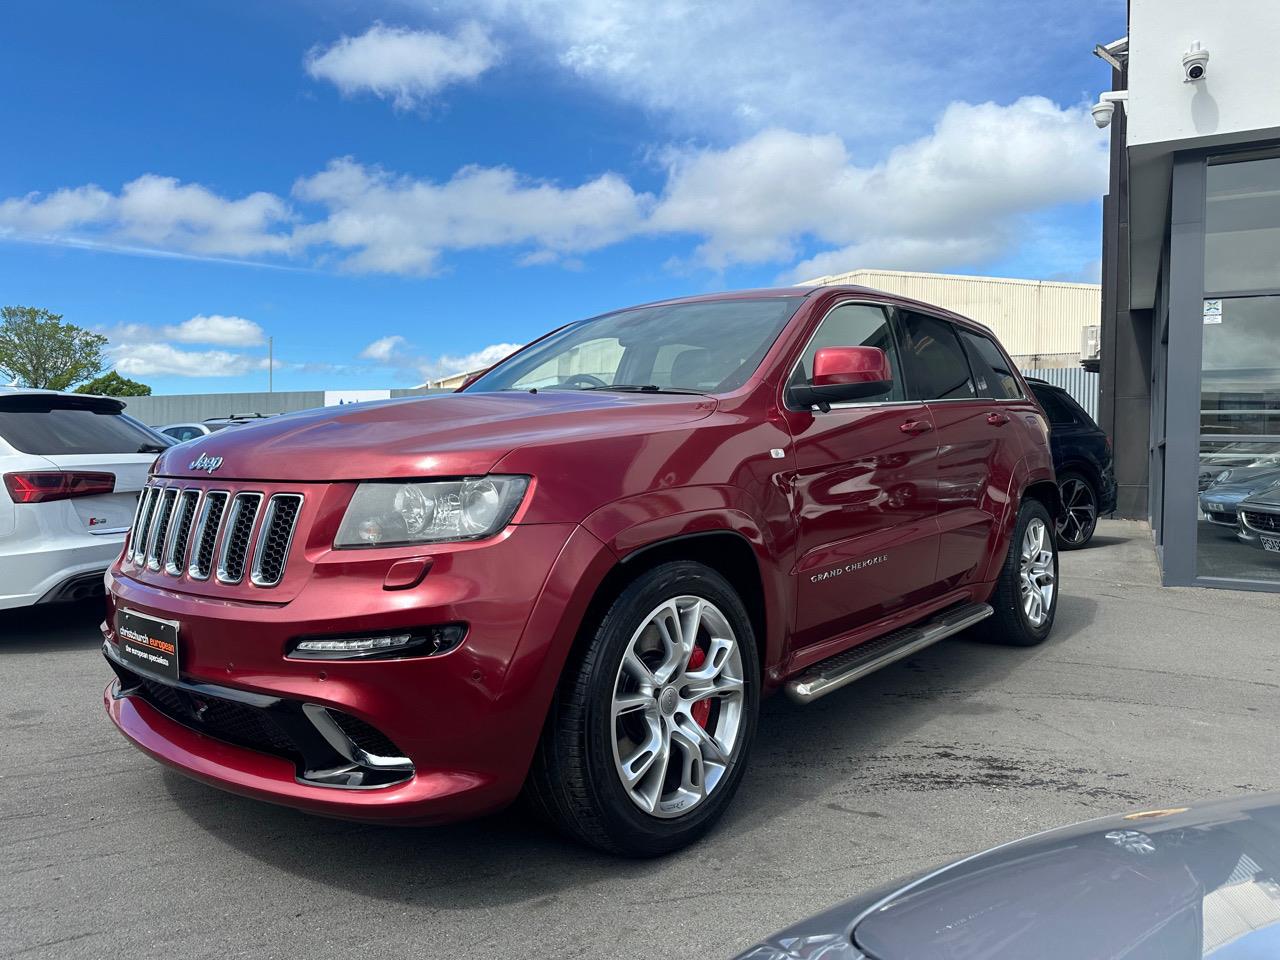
[790,302,904,403]
[958,329,1023,400]
[898,312,975,401]
[466,297,804,395]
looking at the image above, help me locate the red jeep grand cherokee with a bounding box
[103,286,1060,855]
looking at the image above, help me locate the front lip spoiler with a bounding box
[102,640,413,789]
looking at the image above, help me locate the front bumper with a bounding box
[1199,497,1240,527]
[102,520,609,823]
[1239,507,1280,550]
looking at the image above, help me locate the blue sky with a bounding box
[0,0,1124,394]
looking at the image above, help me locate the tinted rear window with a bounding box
[1032,387,1080,426]
[0,402,163,455]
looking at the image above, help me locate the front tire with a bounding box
[527,561,760,856]
[984,498,1058,646]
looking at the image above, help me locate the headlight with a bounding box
[1217,470,1232,483]
[335,476,530,548]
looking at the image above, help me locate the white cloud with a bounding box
[103,314,268,379]
[360,334,408,362]
[358,335,521,383]
[426,0,1115,144]
[306,22,499,108]
[649,97,1109,276]
[293,157,649,274]
[168,314,265,347]
[111,343,270,378]
[0,97,1107,280]
[0,174,292,258]
[419,342,521,382]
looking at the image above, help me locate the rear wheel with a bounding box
[984,498,1058,646]
[527,561,760,856]
[1056,470,1098,549]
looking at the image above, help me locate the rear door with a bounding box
[783,301,941,649]
[0,394,165,536]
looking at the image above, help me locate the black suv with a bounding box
[1027,378,1116,549]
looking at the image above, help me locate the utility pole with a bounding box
[268,336,273,393]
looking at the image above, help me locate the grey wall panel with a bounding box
[122,391,326,426]
[121,389,453,426]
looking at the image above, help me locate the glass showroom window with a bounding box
[1197,155,1280,581]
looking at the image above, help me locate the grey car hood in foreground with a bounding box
[735,793,1280,959]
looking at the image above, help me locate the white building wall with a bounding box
[1128,0,1280,151]
[803,268,1099,366]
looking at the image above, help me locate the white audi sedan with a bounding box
[0,387,169,609]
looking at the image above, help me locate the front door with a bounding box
[783,302,941,649]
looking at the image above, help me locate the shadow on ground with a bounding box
[167,590,1100,909]
[0,600,104,651]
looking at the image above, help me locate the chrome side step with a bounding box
[785,602,993,704]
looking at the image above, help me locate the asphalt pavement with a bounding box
[3,520,1279,959]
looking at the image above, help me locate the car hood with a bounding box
[739,793,1280,960]
[152,390,717,482]
[1210,466,1280,488]
[1241,487,1280,509]
[1204,476,1280,499]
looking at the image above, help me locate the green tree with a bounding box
[76,370,152,396]
[0,306,108,390]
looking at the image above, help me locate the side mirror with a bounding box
[790,346,893,411]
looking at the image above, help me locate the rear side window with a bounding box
[1034,387,1082,426]
[0,401,162,455]
[792,303,904,403]
[898,312,975,401]
[957,329,1023,400]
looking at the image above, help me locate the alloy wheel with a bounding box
[1056,477,1098,547]
[610,596,745,819]
[1019,518,1056,627]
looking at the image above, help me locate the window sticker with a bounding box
[1203,299,1223,324]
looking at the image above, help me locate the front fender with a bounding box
[580,485,791,678]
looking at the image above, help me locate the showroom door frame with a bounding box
[1164,143,1280,591]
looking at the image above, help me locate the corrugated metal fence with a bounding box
[1020,367,1099,421]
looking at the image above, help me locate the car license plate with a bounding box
[116,609,181,681]
[1262,536,1280,554]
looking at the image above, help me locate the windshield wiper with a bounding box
[580,384,705,395]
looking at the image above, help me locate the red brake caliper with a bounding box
[687,646,711,728]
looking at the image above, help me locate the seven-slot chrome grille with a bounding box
[127,483,303,588]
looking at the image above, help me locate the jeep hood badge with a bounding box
[189,452,224,474]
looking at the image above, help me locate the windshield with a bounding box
[465,297,805,394]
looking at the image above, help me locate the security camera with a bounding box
[1183,41,1209,82]
[1091,90,1127,129]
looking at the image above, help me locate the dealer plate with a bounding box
[116,609,181,682]
[1262,536,1280,554]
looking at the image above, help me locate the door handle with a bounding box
[899,419,933,435]
[986,412,1011,426]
